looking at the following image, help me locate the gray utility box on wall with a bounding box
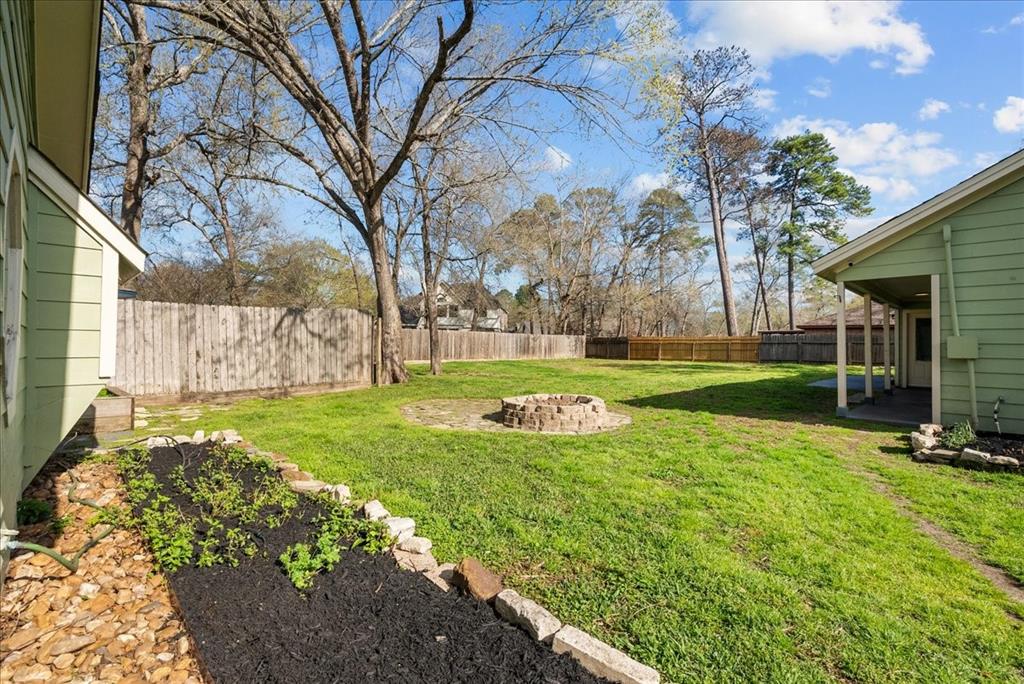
[946,336,979,360]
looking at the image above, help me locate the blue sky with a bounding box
[247,1,1024,293]
[543,1,1023,234]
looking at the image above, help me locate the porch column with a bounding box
[863,295,873,402]
[894,308,902,388]
[836,281,847,416]
[882,302,891,394]
[930,274,941,424]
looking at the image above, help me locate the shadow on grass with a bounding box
[624,374,901,434]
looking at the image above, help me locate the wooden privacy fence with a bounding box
[586,336,761,362]
[401,329,584,362]
[759,331,894,364]
[114,300,374,398]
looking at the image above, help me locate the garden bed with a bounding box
[970,431,1024,460]
[131,442,605,683]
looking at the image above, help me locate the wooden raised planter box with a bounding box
[74,389,135,434]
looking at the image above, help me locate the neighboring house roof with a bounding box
[813,148,1024,280]
[799,302,895,330]
[402,282,506,316]
[442,282,504,313]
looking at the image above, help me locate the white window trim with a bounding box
[2,134,24,423]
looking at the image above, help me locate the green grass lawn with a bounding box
[145,360,1024,683]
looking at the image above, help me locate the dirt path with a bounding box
[839,454,1024,611]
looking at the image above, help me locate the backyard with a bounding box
[140,360,1024,683]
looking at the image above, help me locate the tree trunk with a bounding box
[426,294,441,375]
[786,229,795,330]
[420,210,442,376]
[121,3,154,241]
[222,222,242,305]
[703,155,739,336]
[366,200,409,384]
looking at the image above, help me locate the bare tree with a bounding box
[654,47,758,336]
[95,0,213,239]
[158,54,281,304]
[141,0,626,383]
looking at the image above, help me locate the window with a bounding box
[914,317,931,362]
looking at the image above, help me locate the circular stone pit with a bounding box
[502,394,617,433]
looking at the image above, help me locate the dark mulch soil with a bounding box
[144,444,606,684]
[970,432,1024,460]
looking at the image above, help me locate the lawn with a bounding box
[144,360,1024,683]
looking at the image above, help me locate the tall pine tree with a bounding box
[767,132,872,329]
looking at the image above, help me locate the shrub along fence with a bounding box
[586,336,761,362]
[113,301,585,399]
[759,330,893,364]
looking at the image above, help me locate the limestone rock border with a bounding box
[910,424,1021,473]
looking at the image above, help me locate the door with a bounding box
[906,311,931,387]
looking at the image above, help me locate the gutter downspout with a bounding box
[942,224,979,427]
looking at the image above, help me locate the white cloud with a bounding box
[751,87,778,110]
[972,152,999,169]
[852,172,917,201]
[806,77,831,98]
[993,96,1024,133]
[775,115,960,203]
[689,1,933,75]
[868,58,887,69]
[775,116,959,176]
[629,172,671,197]
[982,12,1024,34]
[541,145,573,173]
[918,98,950,120]
[845,214,893,239]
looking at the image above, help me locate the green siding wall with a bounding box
[840,175,1024,433]
[0,0,34,564]
[25,183,106,470]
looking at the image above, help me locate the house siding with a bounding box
[0,0,33,553]
[839,174,1024,434]
[24,183,107,478]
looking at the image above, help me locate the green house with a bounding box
[813,150,1023,434]
[1,1,146,569]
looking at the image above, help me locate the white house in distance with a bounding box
[402,282,508,332]
[813,150,1023,433]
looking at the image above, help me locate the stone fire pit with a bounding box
[501,394,626,433]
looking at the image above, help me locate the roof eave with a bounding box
[813,149,1024,281]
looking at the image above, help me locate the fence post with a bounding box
[373,317,383,386]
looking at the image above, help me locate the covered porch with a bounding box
[832,274,939,426]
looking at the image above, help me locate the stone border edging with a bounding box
[187,429,660,684]
[910,424,1021,472]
